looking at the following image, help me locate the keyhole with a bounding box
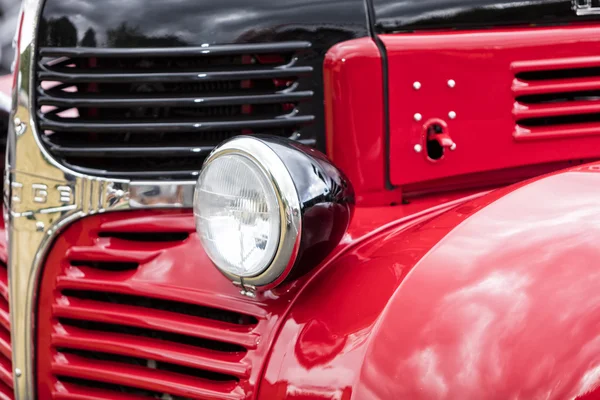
[426,123,445,160]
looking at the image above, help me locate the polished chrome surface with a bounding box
[573,0,600,15]
[5,1,201,398]
[198,136,302,290]
[130,181,196,208]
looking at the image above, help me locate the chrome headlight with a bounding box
[194,136,354,292]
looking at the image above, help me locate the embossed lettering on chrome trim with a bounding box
[6,1,195,397]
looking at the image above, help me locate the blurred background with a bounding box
[0,0,19,142]
[0,0,19,75]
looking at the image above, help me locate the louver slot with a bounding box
[35,42,316,179]
[512,57,600,141]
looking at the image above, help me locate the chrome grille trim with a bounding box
[5,1,216,398]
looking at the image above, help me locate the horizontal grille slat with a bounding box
[62,165,202,179]
[39,42,312,58]
[0,384,13,400]
[53,382,151,400]
[44,143,214,158]
[0,262,12,398]
[52,352,244,400]
[512,77,600,96]
[67,245,161,264]
[0,330,11,362]
[35,42,317,178]
[56,270,267,318]
[39,114,315,133]
[0,269,8,304]
[514,122,600,141]
[38,89,314,108]
[0,305,9,335]
[38,65,314,84]
[513,100,600,119]
[0,357,12,390]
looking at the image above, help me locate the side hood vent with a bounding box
[35,43,315,179]
[512,57,600,141]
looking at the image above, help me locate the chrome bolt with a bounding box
[413,81,422,90]
[448,111,457,120]
[14,117,26,136]
[35,221,45,232]
[450,143,457,151]
[448,79,456,88]
[14,368,21,378]
[414,144,423,153]
[414,113,423,122]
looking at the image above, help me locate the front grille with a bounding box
[36,211,270,399]
[35,43,316,179]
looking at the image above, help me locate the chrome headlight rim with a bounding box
[198,136,302,289]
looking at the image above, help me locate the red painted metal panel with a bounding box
[36,196,477,398]
[36,210,268,399]
[0,213,12,399]
[383,25,600,188]
[259,162,600,399]
[324,38,403,206]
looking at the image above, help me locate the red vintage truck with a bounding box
[5,0,600,399]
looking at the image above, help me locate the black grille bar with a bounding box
[39,42,312,58]
[34,41,317,179]
[37,89,314,108]
[37,65,314,84]
[38,115,315,133]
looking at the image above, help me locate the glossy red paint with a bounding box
[383,25,600,192]
[34,193,481,399]
[259,162,600,399]
[324,38,402,206]
[0,215,12,400]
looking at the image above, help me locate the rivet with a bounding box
[14,368,21,378]
[448,79,456,88]
[414,144,423,153]
[450,143,457,151]
[414,113,423,122]
[13,117,21,126]
[448,111,457,120]
[35,221,45,232]
[413,81,422,90]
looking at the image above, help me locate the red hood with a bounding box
[357,163,600,399]
[261,162,600,399]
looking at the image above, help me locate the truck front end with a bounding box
[7,0,600,399]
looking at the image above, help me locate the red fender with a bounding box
[259,163,600,400]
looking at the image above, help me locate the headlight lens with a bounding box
[194,136,354,292]
[194,153,281,277]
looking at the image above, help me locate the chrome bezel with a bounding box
[197,136,302,288]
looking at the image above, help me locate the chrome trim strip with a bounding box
[130,181,196,208]
[573,0,600,15]
[6,1,198,397]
